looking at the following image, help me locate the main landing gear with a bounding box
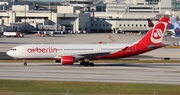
[80,61,94,66]
[23,60,27,66]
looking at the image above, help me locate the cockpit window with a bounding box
[11,48,16,51]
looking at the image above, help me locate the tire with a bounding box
[80,62,85,65]
[89,63,94,66]
[24,62,27,66]
[84,63,89,66]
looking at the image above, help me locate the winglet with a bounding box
[98,41,103,44]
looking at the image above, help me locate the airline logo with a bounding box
[150,22,168,43]
[170,17,180,30]
[171,21,180,30]
[170,17,180,34]
[27,47,58,53]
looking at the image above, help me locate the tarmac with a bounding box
[0,33,178,48]
[0,63,180,84]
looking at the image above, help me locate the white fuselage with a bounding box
[7,43,132,59]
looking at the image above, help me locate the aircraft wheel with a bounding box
[24,62,27,66]
[84,62,89,67]
[80,61,85,65]
[89,62,94,66]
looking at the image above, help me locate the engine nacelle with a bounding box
[61,56,75,65]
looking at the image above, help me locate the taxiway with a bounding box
[0,63,180,84]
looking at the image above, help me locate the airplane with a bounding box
[6,16,170,67]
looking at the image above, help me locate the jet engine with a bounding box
[55,56,75,65]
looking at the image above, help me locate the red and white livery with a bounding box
[6,17,170,66]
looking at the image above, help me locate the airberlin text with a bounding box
[27,47,58,53]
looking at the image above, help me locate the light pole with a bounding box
[66,90,70,95]
[154,92,156,95]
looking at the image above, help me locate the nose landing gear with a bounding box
[23,60,27,66]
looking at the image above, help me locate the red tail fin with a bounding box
[137,17,170,45]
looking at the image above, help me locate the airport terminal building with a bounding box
[0,0,179,33]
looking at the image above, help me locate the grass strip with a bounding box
[0,80,180,95]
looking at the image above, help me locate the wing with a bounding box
[76,52,111,58]
[54,47,129,59]
[54,51,111,59]
[171,35,180,38]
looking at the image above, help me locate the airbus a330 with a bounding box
[6,17,170,66]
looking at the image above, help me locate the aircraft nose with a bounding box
[6,51,10,56]
[6,51,13,57]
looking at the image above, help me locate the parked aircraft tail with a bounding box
[170,17,180,36]
[147,18,154,27]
